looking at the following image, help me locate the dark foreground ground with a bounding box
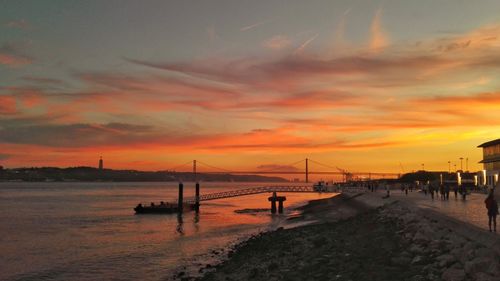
[196,194,500,281]
[200,205,426,281]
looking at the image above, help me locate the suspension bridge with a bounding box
[166,158,400,183]
[134,158,400,214]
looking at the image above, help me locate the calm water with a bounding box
[0,182,334,281]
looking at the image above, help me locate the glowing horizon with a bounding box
[1,1,499,174]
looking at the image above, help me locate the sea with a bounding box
[0,182,334,281]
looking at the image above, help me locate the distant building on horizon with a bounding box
[99,156,103,170]
[478,138,500,188]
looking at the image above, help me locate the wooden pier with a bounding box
[134,183,334,214]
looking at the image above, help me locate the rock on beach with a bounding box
[195,193,500,281]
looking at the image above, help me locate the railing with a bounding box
[147,184,366,205]
[183,185,315,203]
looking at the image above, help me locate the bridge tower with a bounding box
[305,158,309,183]
[193,160,197,181]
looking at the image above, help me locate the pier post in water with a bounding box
[195,182,200,212]
[268,192,286,214]
[278,199,284,213]
[270,199,277,213]
[178,182,184,212]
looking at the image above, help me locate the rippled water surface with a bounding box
[0,182,334,281]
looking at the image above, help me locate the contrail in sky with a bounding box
[294,33,319,54]
[240,20,267,31]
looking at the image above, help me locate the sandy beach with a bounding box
[193,192,500,281]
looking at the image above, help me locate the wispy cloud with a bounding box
[330,8,351,53]
[2,21,500,169]
[262,35,291,50]
[22,76,63,85]
[370,8,390,52]
[5,19,30,29]
[0,42,33,67]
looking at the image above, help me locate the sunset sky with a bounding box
[1,0,499,175]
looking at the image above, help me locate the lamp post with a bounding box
[421,163,425,171]
[466,158,468,171]
[454,164,457,172]
[448,161,451,173]
[459,157,463,171]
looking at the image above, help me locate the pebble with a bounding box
[383,202,500,281]
[464,257,492,275]
[436,254,456,268]
[441,268,466,281]
[474,272,498,281]
[391,256,412,266]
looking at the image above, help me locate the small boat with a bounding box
[134,202,197,214]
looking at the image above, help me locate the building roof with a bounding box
[479,155,500,164]
[477,138,500,148]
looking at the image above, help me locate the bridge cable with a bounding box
[196,160,235,173]
[308,158,338,170]
[165,160,193,172]
[256,159,305,173]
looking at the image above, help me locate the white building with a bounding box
[478,138,500,189]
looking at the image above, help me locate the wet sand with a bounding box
[196,193,500,281]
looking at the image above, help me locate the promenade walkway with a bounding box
[385,189,496,234]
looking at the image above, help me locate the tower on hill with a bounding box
[99,156,103,170]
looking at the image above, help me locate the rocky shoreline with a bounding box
[192,193,499,281]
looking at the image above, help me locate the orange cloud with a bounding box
[2,22,500,171]
[0,53,31,67]
[0,95,17,114]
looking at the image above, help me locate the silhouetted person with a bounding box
[485,191,498,232]
[429,183,435,200]
[460,186,467,200]
[385,183,390,197]
[445,184,450,200]
[453,185,458,199]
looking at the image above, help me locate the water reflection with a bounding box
[0,182,336,281]
[193,212,200,233]
[176,213,184,235]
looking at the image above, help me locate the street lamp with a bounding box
[454,164,457,172]
[459,157,463,171]
[466,158,468,171]
[421,163,425,171]
[448,161,451,173]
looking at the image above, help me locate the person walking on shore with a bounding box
[485,191,498,232]
[461,185,467,201]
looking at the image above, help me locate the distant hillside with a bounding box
[0,166,287,182]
